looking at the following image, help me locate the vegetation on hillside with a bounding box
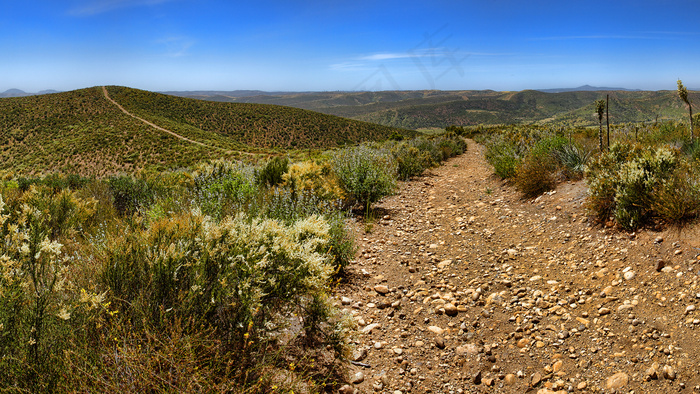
[0,86,415,176]
[177,88,700,130]
[106,86,416,151]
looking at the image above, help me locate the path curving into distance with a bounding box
[101,86,232,153]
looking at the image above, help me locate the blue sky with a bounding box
[2,0,699,92]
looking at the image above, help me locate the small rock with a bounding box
[552,360,563,373]
[598,307,611,316]
[341,296,352,305]
[605,372,629,390]
[685,304,696,315]
[623,271,636,280]
[362,323,381,333]
[645,362,660,381]
[577,381,587,389]
[473,370,482,385]
[374,285,389,294]
[531,371,542,386]
[352,348,367,362]
[437,259,452,269]
[428,326,445,335]
[373,341,383,349]
[351,371,364,384]
[435,337,446,349]
[505,373,517,385]
[443,303,458,316]
[338,384,356,394]
[483,377,494,386]
[655,236,664,244]
[662,364,676,380]
[456,344,480,355]
[656,260,666,272]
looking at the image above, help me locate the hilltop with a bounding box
[0,86,415,176]
[170,89,699,129]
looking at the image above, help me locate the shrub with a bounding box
[515,153,557,198]
[0,193,89,391]
[100,211,352,388]
[256,155,289,187]
[192,160,257,219]
[554,142,591,180]
[331,145,398,212]
[586,142,680,229]
[485,138,520,179]
[393,145,433,180]
[281,160,345,201]
[108,175,154,216]
[652,163,700,223]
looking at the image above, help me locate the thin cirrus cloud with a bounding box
[359,49,506,62]
[69,0,175,16]
[154,36,195,57]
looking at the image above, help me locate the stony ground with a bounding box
[336,140,700,394]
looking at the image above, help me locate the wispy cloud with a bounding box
[69,0,175,16]
[155,36,194,57]
[358,49,505,62]
[359,53,414,61]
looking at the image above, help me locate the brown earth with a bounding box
[337,140,700,394]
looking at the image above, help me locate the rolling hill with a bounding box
[170,89,699,129]
[0,86,415,176]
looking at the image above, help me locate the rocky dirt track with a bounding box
[337,140,700,394]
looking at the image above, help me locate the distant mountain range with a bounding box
[0,89,60,98]
[4,86,698,130]
[536,85,642,93]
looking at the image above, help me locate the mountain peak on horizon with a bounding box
[537,85,640,93]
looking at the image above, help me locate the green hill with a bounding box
[174,89,699,129]
[0,86,415,176]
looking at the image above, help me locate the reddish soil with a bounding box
[338,139,700,394]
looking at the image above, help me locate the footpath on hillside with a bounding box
[101,86,237,155]
[338,139,700,394]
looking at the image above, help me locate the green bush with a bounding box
[393,145,433,180]
[255,155,289,187]
[485,138,520,179]
[652,163,700,223]
[586,142,680,229]
[515,153,557,198]
[192,160,257,219]
[554,142,591,180]
[0,193,92,391]
[100,211,352,387]
[108,175,154,216]
[331,145,398,212]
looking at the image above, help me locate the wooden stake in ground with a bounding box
[606,94,610,149]
[678,79,694,143]
[595,99,606,152]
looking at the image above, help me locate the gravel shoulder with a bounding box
[338,139,700,394]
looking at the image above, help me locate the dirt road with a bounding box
[101,86,230,152]
[339,140,700,393]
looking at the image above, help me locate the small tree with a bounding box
[677,79,694,142]
[595,100,606,152]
